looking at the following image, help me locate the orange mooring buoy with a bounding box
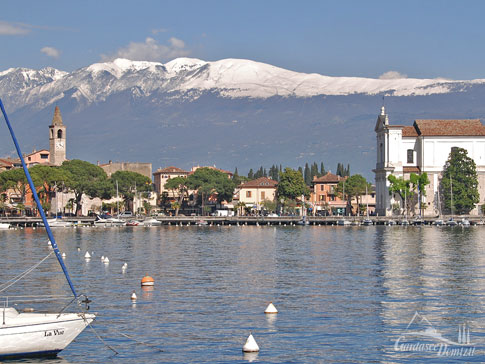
[141,274,155,287]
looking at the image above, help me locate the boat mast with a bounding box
[404,188,407,220]
[450,176,453,219]
[0,99,78,298]
[366,185,369,218]
[116,180,119,216]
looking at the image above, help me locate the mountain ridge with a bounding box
[0,57,481,112]
[1,57,485,178]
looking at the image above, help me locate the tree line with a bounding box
[237,161,350,186]
[387,147,480,216]
[0,159,152,216]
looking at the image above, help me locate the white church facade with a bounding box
[374,106,485,216]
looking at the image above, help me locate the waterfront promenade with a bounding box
[1,215,483,227]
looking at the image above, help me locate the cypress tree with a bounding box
[304,163,311,186]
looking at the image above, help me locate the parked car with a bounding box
[119,211,133,217]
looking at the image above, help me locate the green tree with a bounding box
[387,175,411,215]
[111,170,152,211]
[248,168,254,180]
[61,160,114,216]
[261,199,277,213]
[310,162,319,180]
[29,164,69,211]
[409,172,430,216]
[337,174,370,215]
[277,167,310,202]
[164,176,189,216]
[0,168,29,210]
[304,163,311,186]
[186,167,235,214]
[440,147,479,215]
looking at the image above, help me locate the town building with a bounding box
[25,149,50,168]
[310,172,347,215]
[153,166,190,197]
[49,106,66,166]
[374,106,485,216]
[237,177,278,211]
[0,158,17,172]
[99,160,152,179]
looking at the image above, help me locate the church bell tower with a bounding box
[49,106,66,166]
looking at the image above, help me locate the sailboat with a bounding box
[40,183,73,228]
[0,99,95,359]
[296,194,309,225]
[446,176,458,226]
[94,180,125,226]
[362,185,373,226]
[434,188,444,226]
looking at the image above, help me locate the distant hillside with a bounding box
[1,57,485,179]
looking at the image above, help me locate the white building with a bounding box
[374,106,485,216]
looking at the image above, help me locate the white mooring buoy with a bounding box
[131,291,137,301]
[264,302,278,314]
[84,251,91,259]
[103,257,109,264]
[61,252,66,259]
[243,333,260,352]
[101,255,105,261]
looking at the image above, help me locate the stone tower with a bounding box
[49,106,66,166]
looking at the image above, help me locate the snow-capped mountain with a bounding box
[1,57,485,177]
[0,57,481,111]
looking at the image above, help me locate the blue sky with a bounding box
[2,0,485,79]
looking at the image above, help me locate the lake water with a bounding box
[0,225,484,363]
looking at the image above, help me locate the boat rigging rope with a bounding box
[85,320,119,355]
[0,251,54,293]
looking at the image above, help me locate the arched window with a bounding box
[57,129,63,138]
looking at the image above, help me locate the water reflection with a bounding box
[0,225,484,363]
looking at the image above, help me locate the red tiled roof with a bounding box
[240,177,278,188]
[312,172,346,183]
[402,126,418,137]
[414,119,485,136]
[0,158,14,167]
[154,166,189,174]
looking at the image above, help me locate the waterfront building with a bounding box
[374,106,485,216]
[237,177,278,211]
[153,166,190,197]
[49,106,66,166]
[311,172,347,215]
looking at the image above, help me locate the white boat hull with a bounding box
[0,308,95,359]
[143,218,161,226]
[94,218,126,226]
[0,223,11,229]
